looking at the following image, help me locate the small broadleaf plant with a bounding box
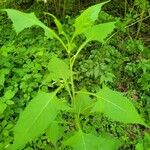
[2,1,147,149]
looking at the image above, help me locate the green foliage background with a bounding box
[0,0,150,149]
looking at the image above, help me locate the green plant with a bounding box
[2,1,147,149]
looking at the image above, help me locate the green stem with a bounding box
[75,113,81,130]
[64,80,73,100]
[71,40,88,67]
[53,33,68,52]
[69,41,88,107]
[136,10,145,38]
[69,54,75,103]
[125,15,150,28]
[55,84,64,93]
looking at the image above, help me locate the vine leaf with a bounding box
[92,87,146,126]
[4,9,55,39]
[12,88,69,150]
[64,130,119,150]
[74,89,93,115]
[74,1,109,36]
[84,22,116,43]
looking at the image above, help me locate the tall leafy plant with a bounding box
[2,1,147,149]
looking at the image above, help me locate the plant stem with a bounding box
[69,54,75,104]
[71,40,88,67]
[124,0,127,17]
[69,40,88,106]
[136,10,145,38]
[54,34,68,52]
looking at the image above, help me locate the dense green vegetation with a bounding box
[0,0,150,150]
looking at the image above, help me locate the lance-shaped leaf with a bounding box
[48,56,70,81]
[84,22,116,43]
[12,87,69,150]
[64,130,119,150]
[92,87,146,126]
[45,12,66,36]
[74,1,109,36]
[4,9,56,39]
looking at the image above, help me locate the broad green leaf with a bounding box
[4,9,55,39]
[98,133,121,150]
[74,1,109,36]
[12,87,67,150]
[74,90,93,115]
[84,22,116,43]
[64,131,100,150]
[64,130,119,150]
[92,87,146,125]
[0,101,7,115]
[48,56,70,81]
[47,56,71,96]
[46,122,64,146]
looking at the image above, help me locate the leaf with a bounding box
[84,22,116,43]
[136,142,144,150]
[64,130,119,150]
[74,90,93,115]
[74,1,109,36]
[48,56,70,81]
[12,87,66,150]
[6,100,15,105]
[45,13,64,35]
[92,87,146,125]
[46,122,64,146]
[98,133,121,150]
[4,90,15,100]
[0,69,10,87]
[64,131,100,150]
[4,9,55,39]
[0,101,7,115]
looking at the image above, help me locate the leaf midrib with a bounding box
[14,91,57,147]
